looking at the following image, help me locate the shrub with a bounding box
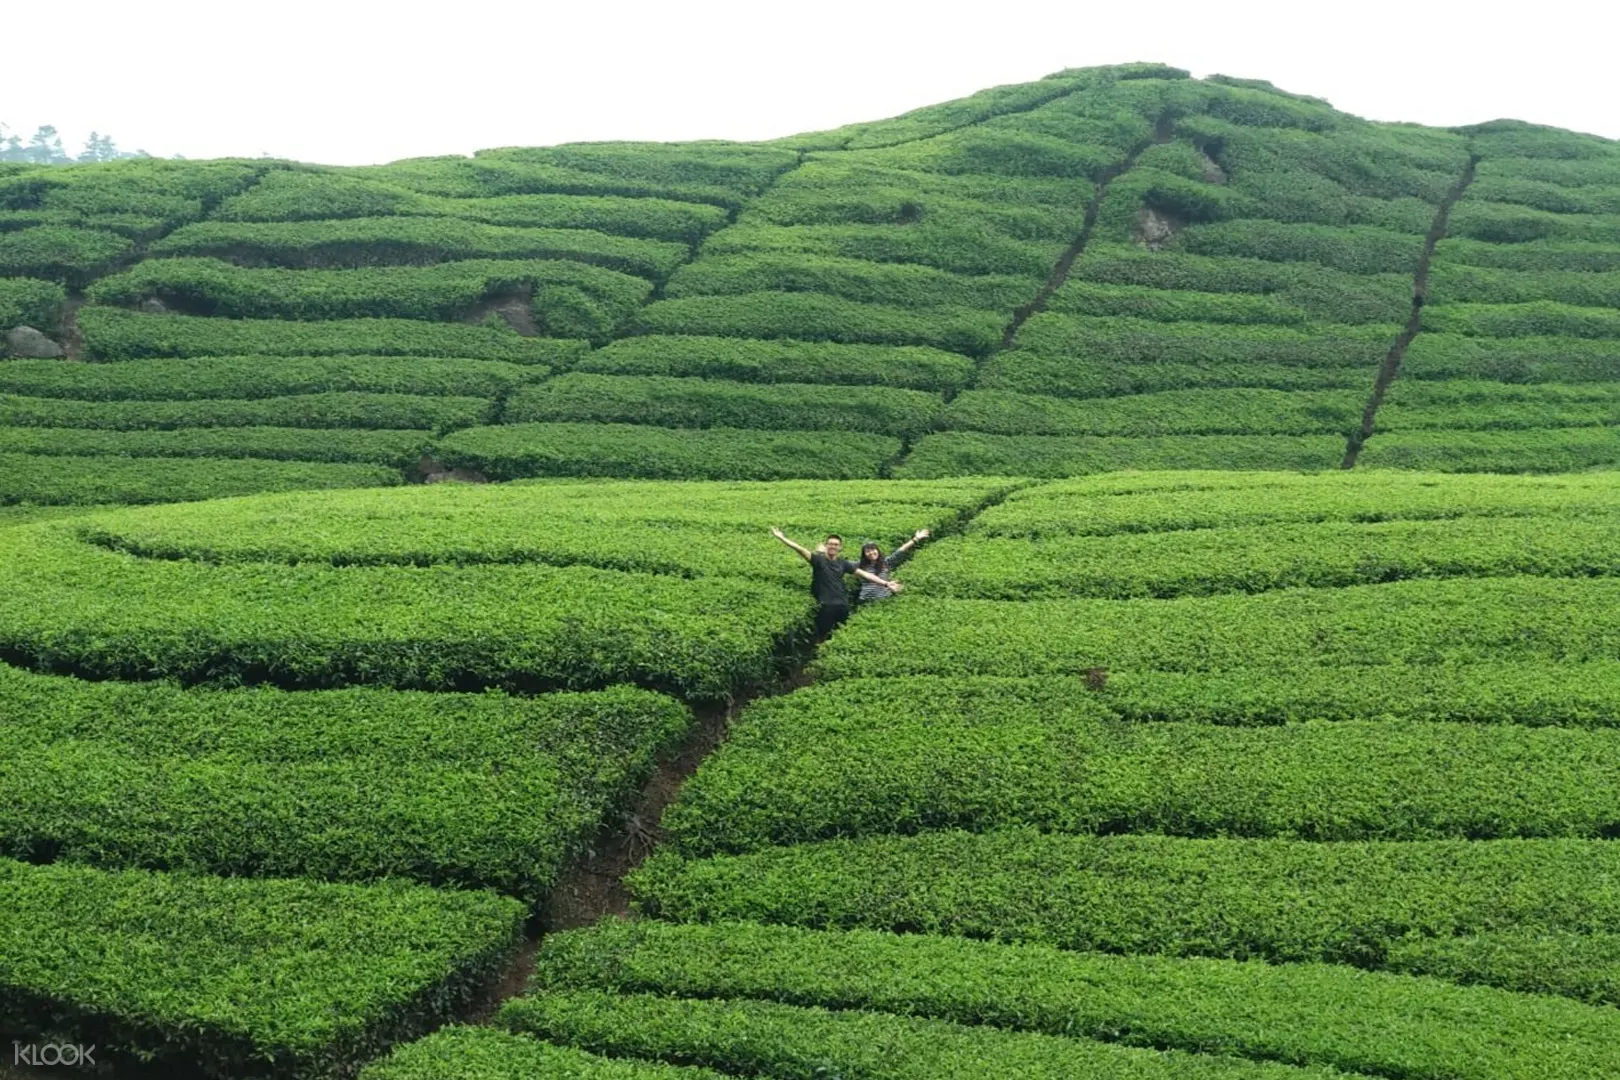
[1447,200,1620,244]
[1,391,494,433]
[0,667,686,898]
[664,253,1034,311]
[634,292,1003,356]
[0,453,399,505]
[630,831,1620,976]
[435,423,900,481]
[359,1027,725,1080]
[87,258,652,341]
[4,426,429,467]
[0,277,67,331]
[0,520,807,698]
[910,514,1620,599]
[476,142,800,198]
[1357,427,1620,472]
[1069,246,1412,324]
[1047,281,1312,326]
[812,577,1620,678]
[500,989,1312,1080]
[1401,331,1620,382]
[73,478,1005,582]
[701,222,1062,277]
[970,468,1620,536]
[942,388,1362,437]
[154,217,688,279]
[1423,301,1620,340]
[1169,220,1422,274]
[505,374,943,436]
[1427,264,1620,309]
[213,168,428,221]
[420,193,729,242]
[665,676,1620,854]
[78,307,584,364]
[0,858,524,1079]
[0,224,132,285]
[1439,238,1620,272]
[1377,379,1620,431]
[578,335,975,392]
[896,432,1344,477]
[533,920,1620,1080]
[0,355,538,401]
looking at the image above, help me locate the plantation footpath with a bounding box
[5,64,1620,503]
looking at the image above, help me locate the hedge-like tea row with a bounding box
[1383,929,1620,1007]
[0,355,540,401]
[0,224,134,285]
[154,217,689,278]
[1467,175,1620,215]
[969,469,1620,537]
[5,426,429,467]
[87,257,652,340]
[1437,238,1620,273]
[813,577,1620,677]
[662,677,1620,854]
[534,920,1620,1080]
[1447,200,1620,244]
[1377,379,1620,431]
[1428,263,1620,309]
[1358,427,1620,472]
[78,306,585,364]
[436,423,900,481]
[908,514,1620,598]
[352,155,743,208]
[1423,301,1620,340]
[1,391,494,432]
[633,292,1003,356]
[0,859,524,1079]
[359,1027,725,1080]
[988,315,1389,398]
[0,276,66,330]
[942,388,1362,438]
[421,192,727,242]
[475,141,801,198]
[0,453,399,505]
[748,174,1085,238]
[74,477,1004,582]
[896,432,1345,477]
[499,990,1325,1080]
[701,222,1062,278]
[1168,220,1423,274]
[577,335,976,392]
[1401,331,1620,383]
[1070,246,1412,325]
[664,253,1036,311]
[504,374,943,436]
[0,666,686,897]
[630,831,1620,974]
[0,522,806,697]
[1049,281,1317,327]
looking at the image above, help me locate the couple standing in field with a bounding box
[771,526,930,638]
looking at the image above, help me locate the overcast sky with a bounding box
[5,0,1616,165]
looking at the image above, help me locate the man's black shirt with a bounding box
[809,551,857,607]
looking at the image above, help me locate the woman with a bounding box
[856,528,929,603]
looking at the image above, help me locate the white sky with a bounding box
[4,0,1615,166]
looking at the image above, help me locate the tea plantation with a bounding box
[3,63,1620,1079]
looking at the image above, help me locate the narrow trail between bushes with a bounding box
[476,481,1031,1019]
[1340,153,1480,469]
[995,113,1175,353]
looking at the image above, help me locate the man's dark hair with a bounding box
[826,534,842,543]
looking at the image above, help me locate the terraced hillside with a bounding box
[4,63,1617,506]
[5,64,1620,1080]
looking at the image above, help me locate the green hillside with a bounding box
[5,66,1620,1080]
[4,62,1618,505]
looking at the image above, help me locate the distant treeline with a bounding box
[0,123,149,165]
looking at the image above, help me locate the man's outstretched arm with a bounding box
[770,527,813,562]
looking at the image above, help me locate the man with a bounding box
[771,527,902,637]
